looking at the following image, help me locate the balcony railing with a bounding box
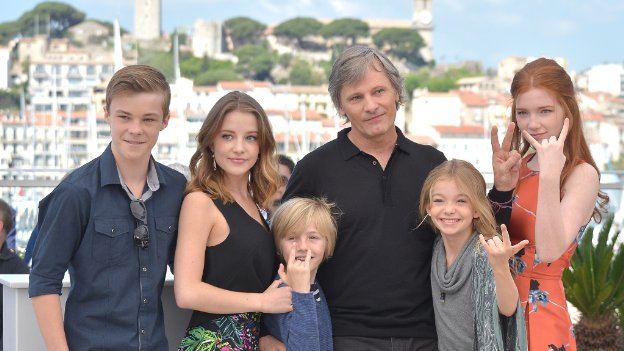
[2,168,624,252]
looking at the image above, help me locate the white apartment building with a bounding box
[584,64,624,98]
[498,56,568,81]
[431,125,492,172]
[409,90,464,133]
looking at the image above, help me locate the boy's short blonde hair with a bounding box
[270,197,338,260]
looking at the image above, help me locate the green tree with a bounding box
[318,60,333,79]
[138,47,174,81]
[194,69,242,86]
[422,76,456,92]
[224,17,266,49]
[609,154,624,170]
[320,18,369,45]
[180,55,205,78]
[412,67,481,93]
[0,22,18,45]
[18,2,85,38]
[273,17,323,48]
[208,58,236,71]
[234,45,275,81]
[278,53,293,67]
[373,28,425,66]
[442,66,482,81]
[0,89,20,112]
[95,19,129,35]
[404,71,428,100]
[288,59,325,85]
[177,32,188,46]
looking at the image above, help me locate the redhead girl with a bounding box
[505,58,609,351]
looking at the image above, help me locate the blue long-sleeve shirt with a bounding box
[264,279,333,351]
[28,144,186,350]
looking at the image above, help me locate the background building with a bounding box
[134,0,161,41]
[412,0,433,62]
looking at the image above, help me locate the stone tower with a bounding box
[134,0,161,41]
[412,0,433,62]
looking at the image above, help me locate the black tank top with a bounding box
[188,198,277,327]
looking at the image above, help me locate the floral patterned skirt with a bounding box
[177,312,262,351]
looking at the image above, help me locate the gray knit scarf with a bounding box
[432,233,528,351]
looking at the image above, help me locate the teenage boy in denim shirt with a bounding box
[29,65,187,351]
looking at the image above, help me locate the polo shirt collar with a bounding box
[337,126,411,160]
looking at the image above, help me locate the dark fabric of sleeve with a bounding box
[488,187,514,226]
[29,183,89,297]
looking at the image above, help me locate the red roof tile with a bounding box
[582,111,605,121]
[218,81,252,91]
[456,91,489,107]
[432,125,485,136]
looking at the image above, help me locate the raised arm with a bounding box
[262,250,322,351]
[491,123,521,192]
[173,192,292,314]
[479,225,528,317]
[489,123,521,225]
[522,119,599,262]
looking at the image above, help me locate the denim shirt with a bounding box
[29,144,187,351]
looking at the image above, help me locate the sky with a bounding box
[2,0,624,72]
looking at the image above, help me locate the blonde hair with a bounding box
[186,91,281,209]
[270,197,338,260]
[419,160,498,240]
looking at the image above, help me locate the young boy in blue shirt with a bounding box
[264,197,337,351]
[29,65,187,351]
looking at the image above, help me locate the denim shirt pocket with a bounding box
[155,216,178,260]
[93,218,131,264]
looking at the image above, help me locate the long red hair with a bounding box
[509,58,608,221]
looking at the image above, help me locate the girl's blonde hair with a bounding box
[270,197,338,260]
[419,160,498,240]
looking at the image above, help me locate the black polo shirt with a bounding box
[283,127,446,339]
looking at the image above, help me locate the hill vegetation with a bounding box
[1,1,481,92]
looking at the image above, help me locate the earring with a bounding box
[211,153,216,171]
[416,213,429,228]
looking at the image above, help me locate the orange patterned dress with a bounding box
[508,156,583,351]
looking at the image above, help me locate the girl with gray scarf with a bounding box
[419,160,529,350]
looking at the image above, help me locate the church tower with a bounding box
[412,0,433,62]
[134,0,161,41]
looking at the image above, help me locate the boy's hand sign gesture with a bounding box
[522,118,569,177]
[278,247,312,293]
[479,224,528,272]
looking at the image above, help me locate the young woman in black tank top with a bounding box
[174,91,293,350]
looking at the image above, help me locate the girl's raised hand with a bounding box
[479,224,529,272]
[521,118,569,177]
